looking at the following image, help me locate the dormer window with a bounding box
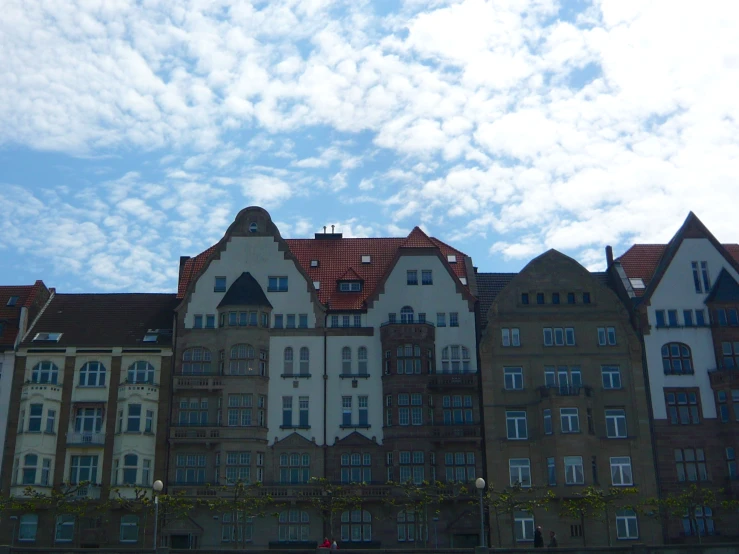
[339,281,362,292]
[313,281,321,290]
[361,256,371,264]
[143,334,158,343]
[32,332,62,342]
[447,255,457,263]
[460,277,468,285]
[249,222,258,233]
[629,278,645,290]
[310,260,319,268]
[7,296,19,307]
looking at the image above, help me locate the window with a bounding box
[278,510,309,542]
[127,404,141,432]
[397,510,423,542]
[74,407,103,435]
[605,409,627,438]
[229,312,238,326]
[41,458,51,485]
[214,276,227,292]
[583,292,591,303]
[400,306,414,323]
[504,367,523,390]
[718,390,729,422]
[727,447,737,480]
[449,312,459,327]
[298,397,309,427]
[283,347,293,376]
[602,366,622,389]
[275,314,284,328]
[597,327,617,346]
[268,276,288,292]
[120,515,139,543]
[502,328,521,347]
[175,454,206,484]
[19,514,38,542]
[437,313,446,327]
[299,314,308,328]
[399,451,425,484]
[665,391,700,424]
[287,314,296,328]
[227,394,253,427]
[543,327,575,346]
[721,342,739,368]
[357,347,367,375]
[509,458,531,487]
[422,270,433,285]
[407,270,418,285]
[56,515,75,542]
[182,347,212,374]
[22,454,37,484]
[341,510,372,542]
[354,314,362,327]
[342,347,352,374]
[339,281,362,292]
[552,292,560,304]
[397,344,421,374]
[514,512,535,542]
[696,309,706,326]
[506,411,528,439]
[692,262,703,293]
[616,510,639,539]
[282,397,292,427]
[78,361,106,387]
[444,452,475,482]
[675,448,708,482]
[127,361,154,384]
[206,314,215,328]
[31,361,59,384]
[610,457,633,486]
[178,397,208,426]
[226,452,252,484]
[565,456,584,484]
[279,453,310,484]
[249,222,258,232]
[121,454,138,485]
[536,293,545,304]
[341,453,372,483]
[342,396,353,426]
[521,293,529,305]
[441,345,471,373]
[662,343,693,374]
[565,327,575,345]
[543,409,552,435]
[442,395,473,425]
[667,309,678,327]
[388,313,396,324]
[655,310,666,327]
[547,457,556,485]
[560,408,580,433]
[683,310,694,327]
[359,396,369,426]
[297,347,310,375]
[142,459,151,485]
[28,404,42,432]
[683,506,715,537]
[7,295,19,306]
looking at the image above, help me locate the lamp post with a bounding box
[433,516,439,549]
[475,477,486,548]
[153,479,164,550]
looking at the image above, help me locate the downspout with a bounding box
[323,310,329,476]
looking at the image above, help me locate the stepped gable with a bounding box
[217,272,272,309]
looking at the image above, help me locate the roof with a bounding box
[177,229,470,311]
[21,293,177,348]
[218,272,272,309]
[0,281,47,349]
[705,269,739,304]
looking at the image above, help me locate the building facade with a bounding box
[477,250,660,547]
[617,213,739,542]
[0,293,176,547]
[167,207,482,548]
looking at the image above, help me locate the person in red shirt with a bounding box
[320,538,331,548]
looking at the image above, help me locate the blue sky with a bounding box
[1,0,738,293]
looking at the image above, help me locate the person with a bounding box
[320,538,331,548]
[534,526,544,547]
[331,539,338,550]
[548,530,558,547]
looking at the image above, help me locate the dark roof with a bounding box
[0,281,48,349]
[218,272,272,309]
[476,273,517,330]
[21,293,177,348]
[705,269,739,304]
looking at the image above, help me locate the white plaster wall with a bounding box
[69,354,112,405]
[185,237,317,328]
[645,238,739,419]
[112,389,158,457]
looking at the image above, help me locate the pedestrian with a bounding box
[320,538,331,548]
[534,526,544,547]
[331,539,338,550]
[548,530,558,547]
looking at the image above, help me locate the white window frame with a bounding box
[616,509,639,539]
[610,457,633,486]
[601,366,622,389]
[560,408,580,433]
[509,458,532,487]
[606,409,628,438]
[120,515,139,543]
[506,411,528,440]
[514,512,535,542]
[564,456,584,485]
[504,367,524,390]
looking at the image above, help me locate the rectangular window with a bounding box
[567,292,576,304]
[353,315,361,327]
[543,328,553,346]
[727,447,737,480]
[610,457,633,486]
[602,366,622,389]
[605,409,627,438]
[616,510,639,539]
[359,396,368,426]
[583,292,591,303]
[509,458,531,487]
[701,261,711,291]
[655,310,666,327]
[342,396,352,426]
[388,313,396,324]
[127,404,141,432]
[228,312,238,326]
[41,458,51,486]
[274,314,283,328]
[268,276,288,292]
[665,391,701,425]
[214,276,227,292]
[193,315,203,328]
[506,411,528,440]
[718,391,729,422]
[692,262,702,293]
[547,457,556,485]
[675,448,707,482]
[521,293,529,305]
[299,314,308,328]
[696,309,706,326]
[536,293,545,304]
[418,312,426,324]
[668,310,678,327]
[299,397,309,427]
[205,314,215,328]
[437,313,446,327]
[398,407,409,426]
[45,409,56,433]
[286,314,296,328]
[514,512,535,542]
[560,408,579,433]
[28,404,43,432]
[407,270,418,285]
[56,515,75,542]
[282,397,292,427]
[145,410,154,433]
[565,327,575,345]
[683,310,694,327]
[504,367,524,390]
[552,292,560,304]
[565,456,584,484]
[543,409,552,435]
[422,270,433,285]
[449,312,459,327]
[722,342,739,368]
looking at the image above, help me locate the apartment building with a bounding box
[477,249,659,547]
[617,212,739,542]
[0,281,52,476]
[0,293,176,547]
[167,206,482,548]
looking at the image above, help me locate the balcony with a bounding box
[62,483,102,500]
[428,374,477,389]
[538,385,593,399]
[709,366,739,387]
[380,320,435,342]
[173,375,225,391]
[169,425,267,442]
[21,382,63,402]
[67,431,106,446]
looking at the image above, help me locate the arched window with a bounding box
[127,361,154,384]
[662,343,693,375]
[79,361,106,387]
[279,453,310,483]
[31,361,58,384]
[122,454,138,485]
[299,347,309,375]
[441,346,471,374]
[400,306,414,324]
[230,344,255,375]
[182,348,211,375]
[120,514,139,543]
[341,510,372,542]
[278,509,309,542]
[19,514,38,542]
[358,347,368,375]
[284,347,294,376]
[397,510,424,542]
[342,347,352,374]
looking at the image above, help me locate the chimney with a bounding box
[331,225,335,233]
[605,246,614,267]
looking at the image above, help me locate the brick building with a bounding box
[477,249,660,547]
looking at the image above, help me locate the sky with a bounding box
[1,0,738,293]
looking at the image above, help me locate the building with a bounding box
[477,249,660,547]
[0,293,176,547]
[0,281,52,477]
[167,206,483,548]
[616,212,739,542]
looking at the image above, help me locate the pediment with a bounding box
[333,431,379,447]
[273,432,316,448]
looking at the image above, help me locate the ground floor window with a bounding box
[616,509,638,539]
[397,511,426,542]
[278,510,309,542]
[514,512,534,542]
[19,514,38,542]
[221,513,253,543]
[120,515,139,543]
[683,506,715,536]
[55,515,75,543]
[341,510,372,542]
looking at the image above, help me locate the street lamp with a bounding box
[475,477,486,548]
[153,480,164,550]
[433,516,439,549]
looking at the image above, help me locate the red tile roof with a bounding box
[177,229,470,310]
[617,244,739,296]
[0,282,45,349]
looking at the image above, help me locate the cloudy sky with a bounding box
[1,0,738,293]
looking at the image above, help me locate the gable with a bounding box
[272,431,315,448]
[333,431,379,447]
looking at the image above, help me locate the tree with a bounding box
[559,486,639,547]
[657,485,730,545]
[200,480,272,549]
[484,484,555,547]
[110,486,154,547]
[300,477,367,542]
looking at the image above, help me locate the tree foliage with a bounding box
[559,486,639,547]
[300,477,368,541]
[484,484,555,547]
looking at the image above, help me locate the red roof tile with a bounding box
[0,282,46,349]
[178,232,470,311]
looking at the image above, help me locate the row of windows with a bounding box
[18,403,155,436]
[507,455,633,488]
[14,453,151,488]
[387,307,459,327]
[385,394,474,427]
[521,292,591,305]
[502,365,623,390]
[406,270,434,286]
[16,514,141,544]
[505,407,627,439]
[501,327,617,347]
[177,396,266,427]
[655,309,708,328]
[28,360,156,386]
[213,275,288,293]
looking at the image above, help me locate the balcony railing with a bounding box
[67,431,105,445]
[709,365,739,386]
[173,375,225,391]
[428,375,477,388]
[380,320,435,327]
[62,484,102,499]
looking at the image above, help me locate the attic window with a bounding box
[460,277,468,285]
[310,260,319,268]
[361,255,371,264]
[313,281,321,290]
[143,334,158,343]
[339,282,362,292]
[249,222,258,233]
[447,255,457,263]
[7,296,19,307]
[629,278,646,290]
[33,332,62,342]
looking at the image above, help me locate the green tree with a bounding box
[484,484,555,547]
[300,477,368,542]
[559,485,639,547]
[200,480,272,549]
[657,485,725,545]
[110,486,155,547]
